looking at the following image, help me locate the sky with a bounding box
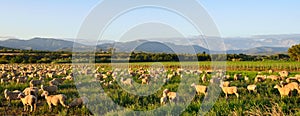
[0,0,299,40]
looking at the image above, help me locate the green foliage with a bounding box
[288,44,300,62]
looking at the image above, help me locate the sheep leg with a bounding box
[225,94,228,99]
[23,105,27,111]
[60,100,69,108]
[30,105,33,112]
[235,93,239,98]
[34,103,37,112]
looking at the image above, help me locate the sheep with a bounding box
[139,75,150,85]
[274,85,291,98]
[160,93,168,105]
[4,89,21,106]
[41,85,58,94]
[279,71,289,78]
[286,77,300,83]
[68,96,89,108]
[190,83,207,95]
[17,93,37,112]
[17,76,28,84]
[234,74,242,81]
[41,91,69,111]
[163,89,178,103]
[254,75,267,83]
[29,77,43,87]
[120,77,133,86]
[49,78,65,86]
[23,87,39,97]
[266,75,281,81]
[283,82,300,94]
[219,83,239,99]
[244,76,249,81]
[1,77,10,84]
[247,84,257,93]
[221,81,230,87]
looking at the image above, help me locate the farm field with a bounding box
[0,61,300,115]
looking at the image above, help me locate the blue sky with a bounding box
[0,0,299,40]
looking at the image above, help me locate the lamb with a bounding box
[219,83,239,99]
[41,85,58,94]
[41,91,69,111]
[247,84,257,93]
[68,96,89,108]
[4,89,21,106]
[286,77,300,83]
[274,85,291,98]
[17,93,37,112]
[163,89,178,103]
[191,83,207,95]
[23,87,39,97]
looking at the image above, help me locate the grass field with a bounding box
[0,61,300,115]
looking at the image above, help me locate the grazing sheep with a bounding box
[234,74,242,81]
[274,85,291,98]
[120,77,133,86]
[160,93,168,105]
[23,87,39,97]
[41,91,69,111]
[244,76,249,81]
[49,78,65,86]
[219,83,239,99]
[68,97,89,108]
[17,76,28,84]
[163,89,178,103]
[255,75,267,83]
[17,93,37,112]
[30,78,43,87]
[286,77,300,83]
[1,77,10,84]
[41,85,58,94]
[284,82,300,94]
[247,84,257,93]
[221,81,230,87]
[279,71,289,78]
[267,75,281,81]
[140,76,149,85]
[190,83,207,95]
[4,89,21,106]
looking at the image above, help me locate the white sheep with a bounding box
[247,84,257,93]
[4,89,21,106]
[41,85,58,94]
[190,83,207,95]
[279,71,289,78]
[23,87,39,97]
[219,83,239,99]
[120,77,133,86]
[29,77,43,87]
[274,85,291,98]
[41,91,69,111]
[283,82,300,94]
[160,93,168,105]
[266,75,281,81]
[254,75,267,83]
[163,89,178,103]
[17,93,37,112]
[68,96,89,108]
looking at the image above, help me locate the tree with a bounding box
[288,44,300,62]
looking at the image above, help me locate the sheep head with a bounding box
[41,91,49,97]
[17,93,25,99]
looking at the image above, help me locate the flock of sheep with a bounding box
[1,64,87,113]
[1,64,300,113]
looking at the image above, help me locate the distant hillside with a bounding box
[227,46,288,55]
[0,38,87,51]
[96,40,210,54]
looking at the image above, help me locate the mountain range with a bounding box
[0,35,298,54]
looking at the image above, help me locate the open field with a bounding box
[0,61,300,115]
